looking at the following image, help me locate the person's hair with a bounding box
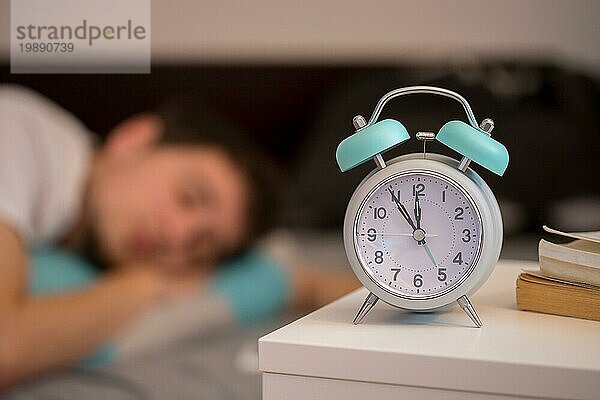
[155,95,283,257]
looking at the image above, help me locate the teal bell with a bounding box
[336,119,410,172]
[436,120,509,176]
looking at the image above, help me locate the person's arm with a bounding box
[258,232,362,313]
[290,264,361,312]
[0,222,166,389]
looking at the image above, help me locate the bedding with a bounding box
[1,246,291,399]
[27,246,289,367]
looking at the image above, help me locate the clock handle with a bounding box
[353,292,379,325]
[457,295,483,328]
[367,86,480,128]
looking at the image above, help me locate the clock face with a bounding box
[354,171,483,299]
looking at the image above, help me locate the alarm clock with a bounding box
[336,86,509,327]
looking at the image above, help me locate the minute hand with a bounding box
[387,188,417,231]
[414,192,422,230]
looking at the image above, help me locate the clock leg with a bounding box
[353,292,379,325]
[457,295,483,328]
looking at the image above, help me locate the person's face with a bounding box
[89,114,249,272]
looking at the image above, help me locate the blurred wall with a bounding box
[0,0,599,73]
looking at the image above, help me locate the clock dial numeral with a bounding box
[412,183,425,197]
[374,250,384,264]
[462,229,471,242]
[413,274,424,288]
[389,189,401,204]
[374,207,387,219]
[453,252,464,265]
[391,268,401,281]
[454,207,464,220]
[367,228,377,241]
[437,268,447,281]
[442,190,446,203]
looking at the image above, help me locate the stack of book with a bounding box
[516,226,600,322]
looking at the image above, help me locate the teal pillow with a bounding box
[29,246,98,294]
[213,251,290,326]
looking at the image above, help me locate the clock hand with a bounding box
[422,243,438,267]
[387,188,417,231]
[414,191,422,230]
[397,202,418,231]
[413,191,425,244]
[361,232,438,237]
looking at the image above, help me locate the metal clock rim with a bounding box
[352,169,484,301]
[343,153,503,311]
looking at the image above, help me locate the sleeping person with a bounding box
[0,85,359,389]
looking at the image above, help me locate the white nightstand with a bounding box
[259,260,600,400]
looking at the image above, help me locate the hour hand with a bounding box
[387,188,417,231]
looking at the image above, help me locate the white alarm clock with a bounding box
[336,86,509,327]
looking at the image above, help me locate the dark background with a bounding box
[1,62,599,236]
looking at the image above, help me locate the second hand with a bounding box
[422,243,438,267]
[360,233,439,237]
